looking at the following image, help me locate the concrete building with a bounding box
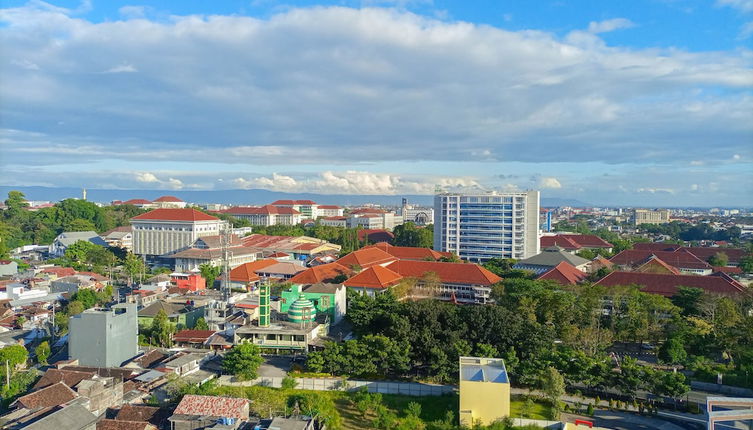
[48,231,108,258]
[280,283,347,324]
[347,209,396,230]
[69,304,138,367]
[271,199,319,218]
[513,246,591,275]
[634,209,671,226]
[400,198,434,226]
[131,208,224,258]
[317,205,344,217]
[459,356,510,427]
[152,195,187,208]
[218,205,302,226]
[319,216,348,227]
[434,190,540,262]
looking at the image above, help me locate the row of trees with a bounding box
[309,276,752,396]
[0,191,146,257]
[640,221,742,242]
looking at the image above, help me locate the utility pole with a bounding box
[5,360,9,387]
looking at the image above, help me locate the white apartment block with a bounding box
[317,205,344,217]
[347,211,396,230]
[434,190,540,262]
[634,209,671,226]
[131,208,224,257]
[319,216,348,227]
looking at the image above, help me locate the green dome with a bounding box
[288,294,316,323]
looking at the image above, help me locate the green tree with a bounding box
[150,309,175,347]
[708,252,729,267]
[541,366,565,408]
[222,343,264,380]
[123,252,145,285]
[72,289,98,309]
[475,343,499,358]
[739,254,753,273]
[0,345,29,378]
[199,263,222,289]
[651,371,690,401]
[281,375,298,390]
[193,317,209,330]
[35,341,50,365]
[672,287,704,316]
[658,337,687,365]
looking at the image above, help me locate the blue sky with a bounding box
[0,0,751,205]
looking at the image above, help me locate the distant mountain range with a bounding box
[0,186,592,208]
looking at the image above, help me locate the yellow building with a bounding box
[459,356,511,426]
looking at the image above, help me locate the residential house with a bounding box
[539,234,613,254]
[513,246,591,275]
[537,261,588,285]
[48,232,108,258]
[137,300,205,329]
[229,259,279,289]
[102,226,133,251]
[0,260,18,276]
[168,395,249,430]
[172,330,216,349]
[357,229,395,244]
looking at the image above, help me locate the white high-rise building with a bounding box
[434,190,540,262]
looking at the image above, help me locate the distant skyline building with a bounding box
[634,208,671,226]
[434,190,540,262]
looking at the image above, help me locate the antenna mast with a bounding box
[220,221,232,302]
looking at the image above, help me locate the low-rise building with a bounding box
[137,300,205,329]
[69,304,138,368]
[316,205,344,217]
[513,246,591,275]
[218,205,302,226]
[459,356,510,427]
[280,283,347,324]
[48,231,108,258]
[169,395,249,430]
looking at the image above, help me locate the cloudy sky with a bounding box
[1,0,751,206]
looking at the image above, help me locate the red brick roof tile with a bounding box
[336,247,397,269]
[538,261,588,285]
[610,249,711,270]
[229,259,278,283]
[385,260,501,286]
[33,369,96,390]
[289,263,353,284]
[14,382,78,409]
[131,209,218,222]
[595,271,747,297]
[343,265,403,289]
[97,419,156,430]
[173,330,216,343]
[153,195,183,202]
[173,395,248,419]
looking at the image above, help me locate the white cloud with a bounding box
[135,172,184,189]
[119,6,147,19]
[717,0,753,13]
[135,172,159,183]
[587,18,635,34]
[636,187,675,194]
[538,177,562,189]
[104,63,137,73]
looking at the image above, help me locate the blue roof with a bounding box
[461,363,508,383]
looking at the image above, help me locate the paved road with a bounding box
[257,356,292,378]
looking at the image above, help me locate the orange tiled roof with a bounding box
[288,263,353,284]
[538,261,588,285]
[229,259,278,282]
[336,247,397,269]
[385,260,501,286]
[173,395,248,419]
[367,242,446,261]
[595,271,746,297]
[343,265,403,289]
[14,382,77,409]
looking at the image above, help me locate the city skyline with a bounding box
[1,0,751,206]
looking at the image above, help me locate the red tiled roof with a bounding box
[385,260,501,286]
[610,249,711,270]
[14,382,77,409]
[590,256,614,270]
[317,205,341,209]
[541,234,612,250]
[357,229,395,243]
[33,369,96,390]
[336,247,397,269]
[322,216,347,220]
[122,199,152,205]
[229,259,278,283]
[367,242,445,261]
[173,395,248,419]
[131,208,218,222]
[115,404,163,423]
[635,256,681,275]
[713,266,743,274]
[538,261,588,285]
[220,205,301,215]
[173,330,215,343]
[633,243,682,252]
[40,267,76,277]
[269,252,289,257]
[350,208,386,214]
[595,271,747,297]
[343,265,403,289]
[97,420,156,430]
[289,263,353,284]
[271,200,317,205]
[682,247,748,265]
[153,195,183,202]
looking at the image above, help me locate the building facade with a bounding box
[434,190,540,262]
[69,304,138,367]
[131,209,224,257]
[459,356,510,426]
[634,209,671,226]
